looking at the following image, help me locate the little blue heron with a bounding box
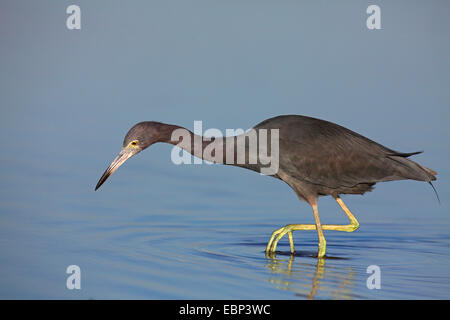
[95,115,437,257]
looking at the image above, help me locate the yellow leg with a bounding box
[334,196,360,231]
[266,196,360,257]
[288,232,295,253]
[313,203,326,258]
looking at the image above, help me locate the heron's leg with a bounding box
[266,197,360,255]
[333,195,360,231]
[312,203,327,258]
[266,203,326,257]
[288,232,295,253]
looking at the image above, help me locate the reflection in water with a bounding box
[265,253,356,299]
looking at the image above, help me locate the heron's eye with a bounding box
[130,140,138,147]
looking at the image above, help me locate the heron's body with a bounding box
[253,115,436,199]
[95,114,437,258]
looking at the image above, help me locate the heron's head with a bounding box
[95,122,163,190]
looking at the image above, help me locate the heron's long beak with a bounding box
[95,149,135,191]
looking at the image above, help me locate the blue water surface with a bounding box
[0,1,449,299]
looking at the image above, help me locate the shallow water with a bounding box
[1,0,449,300]
[1,155,449,299]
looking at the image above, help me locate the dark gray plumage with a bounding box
[254,115,436,199]
[95,114,437,257]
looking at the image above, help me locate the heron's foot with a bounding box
[266,225,290,254]
[265,222,359,256]
[266,224,315,254]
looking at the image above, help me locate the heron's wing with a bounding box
[278,133,401,188]
[255,115,434,188]
[266,116,430,188]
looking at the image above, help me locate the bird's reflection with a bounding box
[265,252,356,299]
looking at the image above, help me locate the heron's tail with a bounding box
[388,152,439,203]
[388,152,437,182]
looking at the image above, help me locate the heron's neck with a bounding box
[158,123,228,164]
[156,122,280,175]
